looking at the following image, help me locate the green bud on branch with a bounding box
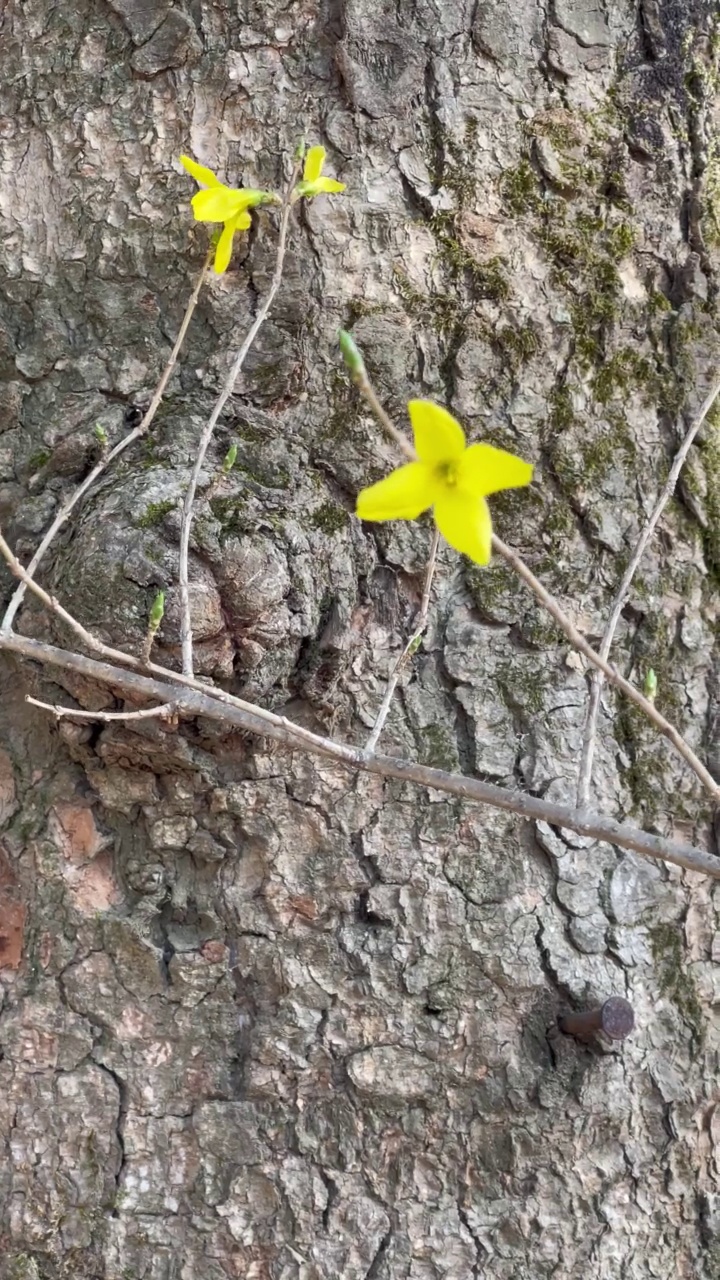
[222,443,238,475]
[141,590,165,665]
[148,590,165,632]
[338,330,366,383]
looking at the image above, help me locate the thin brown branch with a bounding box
[365,528,439,753]
[1,250,211,634]
[27,696,176,723]
[0,528,126,661]
[355,374,416,461]
[492,533,719,800]
[0,523,331,756]
[140,632,158,666]
[178,162,302,678]
[576,372,720,806]
[4,629,720,878]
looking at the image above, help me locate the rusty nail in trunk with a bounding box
[558,996,634,1042]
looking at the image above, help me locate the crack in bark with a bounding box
[456,1197,485,1279]
[363,1229,393,1279]
[92,1060,128,1213]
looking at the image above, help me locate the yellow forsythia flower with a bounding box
[356,401,533,565]
[294,146,346,199]
[180,154,279,274]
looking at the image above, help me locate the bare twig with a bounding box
[359,382,416,460]
[6,629,720,878]
[365,529,440,753]
[178,162,302,678]
[492,533,719,800]
[0,523,334,757]
[140,633,157,666]
[1,250,212,634]
[576,373,720,806]
[348,365,720,801]
[27,696,176,723]
[0,528,127,662]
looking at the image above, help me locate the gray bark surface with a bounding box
[1,0,719,1276]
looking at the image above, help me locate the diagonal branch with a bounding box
[3,506,717,875]
[491,534,719,800]
[0,523,332,756]
[575,373,720,806]
[1,249,211,634]
[4,628,720,879]
[178,162,301,678]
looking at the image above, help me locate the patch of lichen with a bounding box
[233,417,266,444]
[5,1253,44,1280]
[501,159,543,217]
[499,145,680,466]
[496,656,550,714]
[528,109,584,152]
[140,436,161,468]
[136,499,175,529]
[649,922,705,1044]
[321,368,366,442]
[541,496,576,549]
[518,610,565,650]
[615,702,664,822]
[614,612,688,819]
[498,118,646,399]
[238,458,291,490]
[493,322,541,370]
[538,209,635,371]
[345,298,387,325]
[464,561,522,621]
[415,118,512,333]
[695,17,720,240]
[548,382,576,432]
[27,449,50,473]
[431,213,511,301]
[393,269,463,337]
[696,402,720,586]
[310,502,349,535]
[593,350,655,405]
[546,410,636,490]
[208,496,251,541]
[418,724,460,771]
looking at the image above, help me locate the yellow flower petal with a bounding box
[459,443,534,497]
[356,462,437,521]
[408,400,466,465]
[314,176,346,194]
[213,211,253,274]
[434,491,492,564]
[304,146,326,184]
[214,222,235,274]
[191,187,248,222]
[180,154,221,187]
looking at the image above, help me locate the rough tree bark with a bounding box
[1,1,720,1277]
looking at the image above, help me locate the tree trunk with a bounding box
[1,1,719,1277]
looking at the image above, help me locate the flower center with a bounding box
[436,461,459,488]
